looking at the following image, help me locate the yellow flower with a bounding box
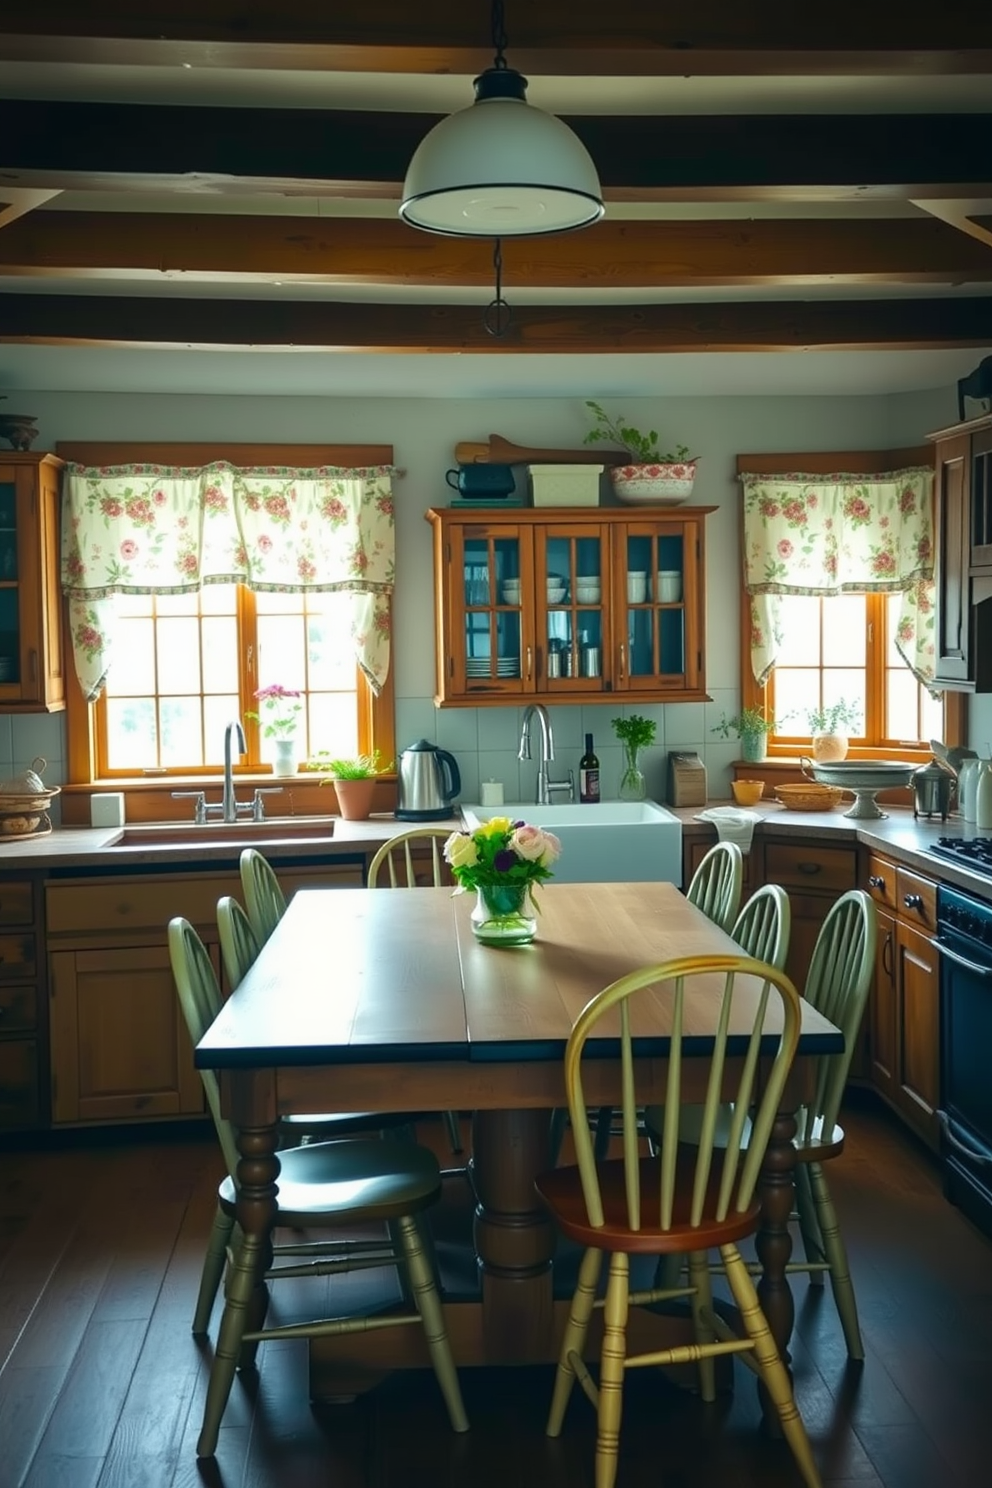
[475,815,513,840]
[443,830,479,871]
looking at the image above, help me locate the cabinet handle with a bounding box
[619,643,626,682]
[868,874,886,890]
[797,861,821,875]
[938,1111,992,1167]
[882,929,894,977]
[903,893,924,911]
[525,646,532,681]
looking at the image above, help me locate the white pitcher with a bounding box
[975,759,992,831]
[958,756,982,824]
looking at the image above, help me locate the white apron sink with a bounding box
[459,801,682,886]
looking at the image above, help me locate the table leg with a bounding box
[754,1106,798,1433]
[471,1108,557,1362]
[196,1124,280,1458]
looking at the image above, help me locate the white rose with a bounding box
[444,831,479,871]
[510,824,560,868]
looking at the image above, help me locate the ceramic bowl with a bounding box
[610,461,697,505]
[731,779,764,806]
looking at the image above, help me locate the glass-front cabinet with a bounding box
[427,506,713,705]
[0,452,66,711]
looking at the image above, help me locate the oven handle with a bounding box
[938,1110,992,1168]
[935,938,992,979]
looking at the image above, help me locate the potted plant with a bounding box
[611,713,658,800]
[711,707,778,764]
[245,683,303,777]
[317,750,390,821]
[807,698,862,763]
[583,400,698,506]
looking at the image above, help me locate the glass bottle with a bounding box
[579,733,600,804]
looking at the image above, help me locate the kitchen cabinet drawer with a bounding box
[866,853,899,912]
[763,842,858,895]
[0,881,33,925]
[0,1040,39,1128]
[895,867,937,934]
[0,931,36,980]
[0,982,36,1030]
[46,873,239,937]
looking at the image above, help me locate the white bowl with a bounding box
[546,587,566,603]
[610,462,697,505]
[576,586,601,603]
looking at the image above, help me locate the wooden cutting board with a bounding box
[453,434,628,465]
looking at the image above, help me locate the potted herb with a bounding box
[711,707,778,764]
[611,713,658,800]
[583,400,698,506]
[313,750,391,821]
[807,698,862,763]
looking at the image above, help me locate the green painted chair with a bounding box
[535,954,822,1488]
[168,915,468,1456]
[368,828,465,1159]
[239,846,286,945]
[216,893,413,1146]
[685,839,744,933]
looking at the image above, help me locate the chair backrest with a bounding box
[217,894,261,991]
[686,841,744,933]
[566,954,802,1234]
[240,847,287,945]
[800,888,877,1142]
[367,827,456,889]
[168,916,240,1179]
[731,883,791,970]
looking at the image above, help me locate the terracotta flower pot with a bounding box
[333,777,377,821]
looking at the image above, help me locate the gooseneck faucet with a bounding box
[223,719,247,823]
[519,703,573,806]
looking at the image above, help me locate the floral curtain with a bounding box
[739,467,936,688]
[61,461,395,701]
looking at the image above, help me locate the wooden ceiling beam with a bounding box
[2,103,991,199]
[2,3,990,75]
[1,293,989,352]
[2,213,990,287]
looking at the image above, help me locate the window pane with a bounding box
[257,614,306,693]
[887,668,921,742]
[105,697,156,770]
[111,616,155,696]
[773,669,820,733]
[776,597,820,665]
[157,617,201,694]
[160,697,204,766]
[822,595,866,666]
[202,615,238,693]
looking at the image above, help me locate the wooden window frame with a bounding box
[736,446,964,762]
[57,442,396,821]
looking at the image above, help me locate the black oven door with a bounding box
[937,895,992,1239]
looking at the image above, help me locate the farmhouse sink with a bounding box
[459,800,682,886]
[105,816,338,849]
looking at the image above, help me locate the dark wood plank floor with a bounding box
[1,1098,990,1488]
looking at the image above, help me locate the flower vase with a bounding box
[740,730,767,764]
[812,730,849,763]
[618,744,647,802]
[471,883,537,946]
[273,738,300,777]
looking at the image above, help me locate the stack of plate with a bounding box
[467,657,519,677]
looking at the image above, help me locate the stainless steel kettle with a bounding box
[396,739,462,821]
[912,757,954,821]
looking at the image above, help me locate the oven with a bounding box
[936,883,992,1241]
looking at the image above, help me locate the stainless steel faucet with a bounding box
[222,720,247,822]
[518,703,573,806]
[171,719,283,823]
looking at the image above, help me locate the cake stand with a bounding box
[802,758,916,820]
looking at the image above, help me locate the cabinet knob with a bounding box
[868,875,886,890]
[797,861,821,876]
[903,893,924,911]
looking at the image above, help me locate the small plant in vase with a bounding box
[807,698,862,763]
[245,684,303,776]
[320,750,391,821]
[583,400,698,505]
[711,707,778,765]
[612,713,657,801]
[443,816,561,946]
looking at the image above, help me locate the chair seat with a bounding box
[218,1138,442,1226]
[536,1154,761,1254]
[646,1106,845,1163]
[794,1115,845,1163]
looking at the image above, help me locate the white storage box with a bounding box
[528,463,604,507]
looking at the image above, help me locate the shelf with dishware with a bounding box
[0,451,66,711]
[426,506,715,706]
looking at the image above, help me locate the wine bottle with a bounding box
[579,733,601,804]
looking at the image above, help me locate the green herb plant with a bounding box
[611,713,658,752]
[307,749,390,779]
[711,707,779,740]
[583,400,696,465]
[807,698,862,734]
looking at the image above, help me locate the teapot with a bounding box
[396,739,462,821]
[911,758,954,821]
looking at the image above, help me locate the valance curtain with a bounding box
[739,467,936,688]
[61,461,396,701]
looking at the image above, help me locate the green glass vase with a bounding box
[618,743,647,802]
[471,883,537,946]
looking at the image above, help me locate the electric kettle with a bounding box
[396,739,462,821]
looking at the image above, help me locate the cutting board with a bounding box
[453,434,628,465]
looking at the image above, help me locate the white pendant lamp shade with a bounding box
[400,69,604,237]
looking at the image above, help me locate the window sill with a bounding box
[59,775,399,827]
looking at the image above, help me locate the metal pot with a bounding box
[912,758,955,821]
[396,738,462,821]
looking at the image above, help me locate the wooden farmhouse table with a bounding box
[195,881,843,1424]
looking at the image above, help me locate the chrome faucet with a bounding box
[171,719,283,823]
[518,703,573,806]
[223,720,247,823]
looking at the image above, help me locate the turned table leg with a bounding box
[196,1123,280,1457]
[471,1108,557,1362]
[755,1106,798,1433]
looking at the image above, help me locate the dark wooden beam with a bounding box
[3,103,992,199]
[3,213,990,287]
[2,3,990,74]
[1,293,990,352]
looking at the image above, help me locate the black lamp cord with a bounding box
[483,2,511,337]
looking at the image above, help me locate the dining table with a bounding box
[195,879,843,1430]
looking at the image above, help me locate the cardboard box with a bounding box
[528,464,603,507]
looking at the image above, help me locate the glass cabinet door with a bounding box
[460,531,532,692]
[0,475,20,687]
[538,526,608,689]
[623,528,687,686]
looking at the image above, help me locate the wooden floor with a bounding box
[0,1097,990,1488]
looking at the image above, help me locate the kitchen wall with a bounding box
[2,382,959,814]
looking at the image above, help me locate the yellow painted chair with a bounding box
[168,915,468,1457]
[535,954,822,1488]
[685,839,744,933]
[239,846,286,945]
[367,827,465,1159]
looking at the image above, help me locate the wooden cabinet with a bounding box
[761,837,859,997]
[46,859,364,1126]
[866,853,940,1149]
[426,505,714,706]
[0,875,44,1129]
[929,416,992,692]
[0,451,66,710]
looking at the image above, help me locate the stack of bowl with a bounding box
[575,579,601,604]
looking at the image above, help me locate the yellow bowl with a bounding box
[731,780,765,806]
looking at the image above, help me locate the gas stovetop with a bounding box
[929,837,992,877]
